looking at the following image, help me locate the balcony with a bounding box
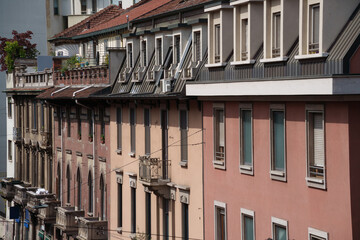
[76,217,108,240]
[13,185,37,206]
[26,190,55,214]
[40,131,51,149]
[55,206,85,235]
[38,196,61,223]
[13,127,22,142]
[14,67,53,88]
[0,178,23,200]
[53,65,109,86]
[139,156,170,185]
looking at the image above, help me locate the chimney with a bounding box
[118,1,122,9]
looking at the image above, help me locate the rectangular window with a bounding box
[272,12,281,57]
[8,140,12,161]
[40,103,44,131]
[145,192,151,240]
[306,107,325,187]
[241,19,248,60]
[182,203,189,240]
[309,4,320,53]
[57,107,61,136]
[308,227,328,240]
[142,40,147,67]
[240,107,253,174]
[88,110,93,140]
[180,110,188,163]
[104,39,108,52]
[163,198,169,240]
[54,0,59,15]
[77,108,81,140]
[115,36,121,48]
[174,35,181,64]
[100,108,105,143]
[161,110,169,179]
[241,209,254,240]
[131,187,136,234]
[214,107,225,166]
[156,38,162,65]
[7,97,12,118]
[81,0,87,14]
[272,217,288,240]
[67,108,71,137]
[92,0,97,13]
[33,101,38,130]
[215,24,221,63]
[215,201,226,240]
[144,108,150,156]
[26,103,29,130]
[118,182,122,228]
[128,43,133,68]
[270,107,285,180]
[194,31,201,62]
[130,108,136,154]
[117,108,122,152]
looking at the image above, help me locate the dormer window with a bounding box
[81,0,87,14]
[174,35,181,64]
[194,31,201,62]
[214,24,221,63]
[156,38,162,65]
[141,40,147,67]
[128,43,133,68]
[309,3,320,54]
[272,12,281,58]
[241,19,248,60]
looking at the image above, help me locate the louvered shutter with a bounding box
[313,113,324,167]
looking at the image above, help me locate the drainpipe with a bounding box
[75,99,96,215]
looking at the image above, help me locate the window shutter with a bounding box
[313,113,324,167]
[219,111,224,147]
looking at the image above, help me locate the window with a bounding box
[128,43,133,68]
[174,35,181,64]
[67,108,71,137]
[215,24,221,63]
[100,175,105,220]
[241,209,254,240]
[306,106,325,187]
[88,110,93,141]
[241,19,248,61]
[40,103,44,131]
[54,0,59,15]
[144,108,150,156]
[66,165,71,203]
[130,108,136,155]
[33,101,38,130]
[180,110,188,163]
[194,31,201,62]
[40,154,45,188]
[308,227,328,240]
[215,201,226,240]
[161,110,169,179]
[77,108,81,140]
[142,40,147,67]
[7,97,12,118]
[115,36,121,48]
[145,192,151,240]
[240,106,253,174]
[92,0,97,13]
[117,108,122,152]
[118,181,122,229]
[8,140,12,161]
[77,168,81,209]
[88,171,93,213]
[131,187,136,233]
[272,12,281,58]
[214,106,225,167]
[182,203,189,240]
[309,4,320,54]
[57,107,61,136]
[26,102,29,129]
[57,162,61,201]
[272,217,288,240]
[81,0,87,14]
[156,38,162,65]
[163,198,169,240]
[104,39,108,52]
[270,106,286,180]
[100,108,105,143]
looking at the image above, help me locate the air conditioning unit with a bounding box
[161,79,172,93]
[119,67,132,82]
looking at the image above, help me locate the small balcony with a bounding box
[55,206,85,235]
[13,127,22,142]
[0,178,23,200]
[139,156,170,186]
[40,131,51,149]
[54,65,109,86]
[26,190,55,214]
[13,185,37,206]
[76,217,108,240]
[38,196,61,223]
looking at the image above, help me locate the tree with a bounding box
[0,30,39,72]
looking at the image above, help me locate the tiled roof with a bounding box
[76,0,171,37]
[134,0,213,21]
[51,5,123,40]
[36,86,108,99]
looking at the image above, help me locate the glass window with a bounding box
[194,31,201,62]
[142,40,147,67]
[215,206,226,240]
[180,110,188,163]
[241,19,248,60]
[243,215,254,240]
[309,4,320,53]
[67,108,71,137]
[100,175,105,220]
[88,110,93,141]
[272,12,281,57]
[130,108,136,154]
[118,181,122,228]
[214,108,225,164]
[215,24,221,63]
[156,38,162,65]
[131,187,136,233]
[77,168,81,209]
[33,101,38,130]
[40,103,44,131]
[182,203,189,240]
[174,35,181,64]
[8,140,12,161]
[271,110,285,172]
[163,198,169,240]
[144,108,150,155]
[92,0,97,13]
[145,192,151,239]
[128,43,133,68]
[117,108,122,151]
[66,165,70,203]
[88,172,93,212]
[77,108,81,140]
[54,0,59,15]
[274,224,287,240]
[7,97,12,118]
[240,109,252,167]
[81,0,87,14]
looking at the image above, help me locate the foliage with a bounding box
[61,56,84,73]
[104,54,109,66]
[0,30,39,72]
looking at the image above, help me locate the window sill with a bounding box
[213,160,225,170]
[230,0,263,6]
[260,57,288,63]
[295,52,329,60]
[205,62,227,68]
[239,165,253,175]
[116,149,122,155]
[231,60,255,66]
[179,161,188,168]
[129,152,135,158]
[87,212,93,217]
[306,177,326,190]
[117,227,122,234]
[270,170,286,182]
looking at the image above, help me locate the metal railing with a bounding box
[272,48,280,58]
[309,165,324,179]
[309,43,319,54]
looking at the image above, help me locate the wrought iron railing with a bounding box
[309,165,324,179]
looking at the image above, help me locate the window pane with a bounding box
[244,215,254,240]
[180,110,188,162]
[118,182,122,227]
[242,19,248,60]
[157,38,162,65]
[130,108,135,153]
[215,24,221,62]
[216,207,226,240]
[241,110,252,165]
[175,35,181,64]
[194,31,201,62]
[142,40,147,66]
[144,108,150,155]
[273,111,285,171]
[215,109,225,161]
[311,4,320,44]
[308,112,324,178]
[275,225,286,240]
[117,108,122,150]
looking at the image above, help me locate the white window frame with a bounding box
[272,11,281,58]
[141,39,147,67]
[241,208,255,240]
[305,104,326,189]
[155,37,163,65]
[271,217,288,240]
[241,18,249,61]
[213,103,226,169]
[127,42,133,68]
[214,201,227,240]
[192,29,202,62]
[270,104,286,182]
[239,103,253,175]
[308,3,320,54]
[173,34,181,65]
[308,227,328,240]
[179,107,189,166]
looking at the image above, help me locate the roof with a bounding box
[75,0,171,38]
[36,86,109,100]
[50,5,123,41]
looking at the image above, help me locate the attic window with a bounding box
[81,0,87,14]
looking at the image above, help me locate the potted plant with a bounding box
[88,133,93,142]
[100,134,105,144]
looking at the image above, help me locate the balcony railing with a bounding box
[13,127,22,142]
[309,165,324,179]
[56,206,85,235]
[309,43,319,54]
[139,156,171,185]
[40,131,51,149]
[14,67,53,88]
[76,217,108,240]
[241,51,248,61]
[0,178,23,200]
[272,48,280,58]
[26,190,55,214]
[54,65,109,85]
[13,185,37,206]
[38,197,61,223]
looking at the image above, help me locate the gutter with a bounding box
[72,24,127,40]
[72,85,94,97]
[51,86,70,97]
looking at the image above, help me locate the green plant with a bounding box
[100,134,105,143]
[104,54,109,66]
[4,41,25,73]
[60,65,68,74]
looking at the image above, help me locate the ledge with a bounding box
[306,177,326,190]
[125,172,137,177]
[260,56,288,63]
[295,52,329,60]
[116,149,122,155]
[179,161,188,168]
[205,62,227,68]
[231,60,256,66]
[230,0,264,6]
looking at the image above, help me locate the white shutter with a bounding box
[219,110,224,147]
[313,113,324,167]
